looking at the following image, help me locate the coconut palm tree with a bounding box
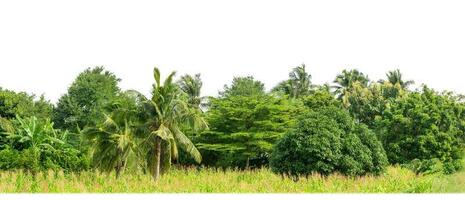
[333,69,370,99]
[381,69,414,89]
[177,73,205,109]
[272,64,312,98]
[84,93,141,178]
[289,64,312,98]
[132,67,207,180]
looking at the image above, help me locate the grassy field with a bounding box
[0,166,463,193]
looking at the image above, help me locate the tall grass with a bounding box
[0,166,458,193]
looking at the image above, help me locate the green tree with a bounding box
[0,88,53,120]
[333,69,370,100]
[377,86,465,173]
[197,94,303,168]
[220,76,265,97]
[53,67,121,131]
[272,64,312,98]
[270,106,387,178]
[134,67,207,180]
[343,82,405,128]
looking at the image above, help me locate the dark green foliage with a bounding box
[197,94,303,168]
[377,86,465,174]
[353,124,389,175]
[270,106,388,177]
[53,67,121,131]
[270,112,343,177]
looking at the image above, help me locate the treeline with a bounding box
[1,65,464,180]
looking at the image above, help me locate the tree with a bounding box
[333,69,370,100]
[272,64,312,98]
[0,88,53,120]
[133,67,207,180]
[84,92,141,178]
[196,94,302,168]
[177,73,205,109]
[380,69,414,90]
[220,76,265,97]
[270,106,387,179]
[53,67,121,131]
[377,86,465,173]
[343,82,406,128]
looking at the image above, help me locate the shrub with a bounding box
[270,112,343,177]
[270,106,388,177]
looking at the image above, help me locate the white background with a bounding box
[1,0,465,103]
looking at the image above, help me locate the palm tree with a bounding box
[333,69,370,99]
[177,74,205,109]
[84,93,141,178]
[289,64,312,98]
[132,67,208,180]
[272,64,312,98]
[381,69,414,89]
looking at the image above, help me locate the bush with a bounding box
[1,116,90,172]
[270,112,343,177]
[270,106,388,177]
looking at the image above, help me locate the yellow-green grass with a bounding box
[0,166,462,193]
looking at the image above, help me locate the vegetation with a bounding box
[53,67,121,131]
[1,64,465,193]
[1,166,465,193]
[377,87,465,174]
[270,106,388,179]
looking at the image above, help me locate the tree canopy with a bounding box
[53,67,121,131]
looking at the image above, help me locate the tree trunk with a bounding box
[245,157,250,170]
[154,137,162,181]
[115,163,121,179]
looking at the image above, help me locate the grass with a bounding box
[0,166,463,193]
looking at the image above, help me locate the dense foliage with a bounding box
[0,116,88,172]
[53,67,121,131]
[377,87,465,173]
[0,88,53,121]
[270,105,388,178]
[196,94,302,168]
[1,64,465,182]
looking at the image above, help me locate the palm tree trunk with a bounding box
[154,137,162,181]
[115,163,121,179]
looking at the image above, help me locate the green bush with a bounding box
[270,112,343,177]
[270,106,388,177]
[1,116,90,172]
